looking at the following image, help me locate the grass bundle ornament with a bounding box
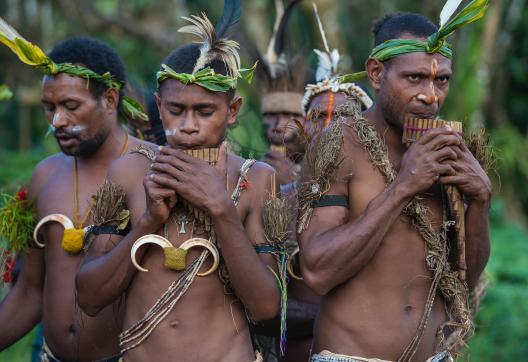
[298,102,361,232]
[262,173,292,355]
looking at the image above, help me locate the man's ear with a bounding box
[102,88,120,114]
[366,58,385,91]
[227,95,243,126]
[154,91,162,116]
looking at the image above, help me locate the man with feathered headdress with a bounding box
[298,1,491,361]
[254,0,312,187]
[0,23,151,361]
[302,2,372,139]
[76,1,283,361]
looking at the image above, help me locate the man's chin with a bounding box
[60,146,82,157]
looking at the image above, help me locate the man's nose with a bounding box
[179,114,199,134]
[51,109,69,128]
[417,84,439,105]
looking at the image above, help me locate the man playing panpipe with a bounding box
[298,1,491,361]
[76,1,284,361]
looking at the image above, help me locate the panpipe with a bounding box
[403,118,463,146]
[403,118,466,282]
[183,148,220,165]
[270,144,287,156]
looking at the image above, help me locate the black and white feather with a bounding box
[178,0,242,76]
[312,2,340,81]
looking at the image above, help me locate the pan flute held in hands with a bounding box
[403,118,467,282]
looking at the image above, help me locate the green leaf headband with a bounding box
[340,0,488,82]
[156,62,257,93]
[0,18,148,123]
[370,0,487,62]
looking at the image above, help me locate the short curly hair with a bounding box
[372,13,438,47]
[48,37,127,102]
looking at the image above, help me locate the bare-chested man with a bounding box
[299,10,491,362]
[76,3,281,361]
[0,34,148,361]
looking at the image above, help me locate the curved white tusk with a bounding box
[180,238,220,277]
[33,214,74,248]
[131,234,172,272]
[287,246,303,281]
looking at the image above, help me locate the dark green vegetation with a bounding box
[1,1,526,360]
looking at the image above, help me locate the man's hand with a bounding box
[395,127,462,197]
[263,150,296,185]
[149,143,231,216]
[141,171,177,228]
[439,141,492,203]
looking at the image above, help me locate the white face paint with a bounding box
[164,129,177,137]
[71,125,88,134]
[51,109,63,128]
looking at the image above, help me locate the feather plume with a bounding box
[215,0,242,39]
[312,3,340,81]
[178,4,242,77]
[439,0,464,27]
[263,0,303,79]
[273,0,303,57]
[265,0,286,66]
[312,2,330,53]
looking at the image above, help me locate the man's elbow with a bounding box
[302,268,332,296]
[248,292,281,321]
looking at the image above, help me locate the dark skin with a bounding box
[305,91,353,139]
[260,96,355,361]
[0,73,145,361]
[76,80,280,361]
[268,91,353,362]
[262,112,305,186]
[299,34,491,360]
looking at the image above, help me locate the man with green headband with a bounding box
[298,1,491,361]
[0,34,151,361]
[76,1,282,361]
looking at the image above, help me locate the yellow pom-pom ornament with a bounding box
[61,228,85,254]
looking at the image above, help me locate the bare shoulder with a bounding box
[337,117,376,178]
[28,153,68,198]
[108,140,157,192]
[227,154,274,205]
[245,159,275,191]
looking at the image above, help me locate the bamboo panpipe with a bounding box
[403,118,466,282]
[403,118,463,146]
[183,148,220,165]
[270,144,287,155]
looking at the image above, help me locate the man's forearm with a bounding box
[76,220,158,315]
[300,182,411,294]
[464,198,491,290]
[212,204,280,321]
[0,281,42,349]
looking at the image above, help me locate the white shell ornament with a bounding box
[33,214,74,248]
[131,235,219,277]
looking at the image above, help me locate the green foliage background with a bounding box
[1,0,527,360]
